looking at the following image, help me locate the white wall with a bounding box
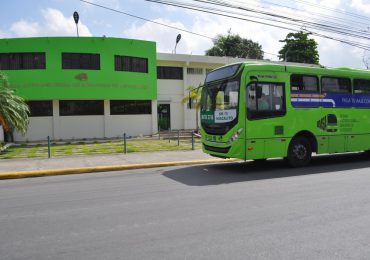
[170,102,184,130]
[57,116,105,140]
[157,79,184,97]
[14,117,53,142]
[184,71,206,130]
[105,115,152,137]
[104,99,154,137]
[14,100,155,141]
[151,100,158,133]
[157,79,185,130]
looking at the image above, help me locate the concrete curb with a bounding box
[0,158,239,180]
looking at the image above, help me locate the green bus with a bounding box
[200,62,370,167]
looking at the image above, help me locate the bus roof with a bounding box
[205,60,370,84]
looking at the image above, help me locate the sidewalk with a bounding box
[0,150,234,179]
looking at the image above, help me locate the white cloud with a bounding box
[125,18,213,55]
[11,20,42,38]
[351,0,370,14]
[314,36,364,68]
[0,29,11,39]
[124,12,286,58]
[10,8,92,37]
[318,0,341,9]
[296,0,342,13]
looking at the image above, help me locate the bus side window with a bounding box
[247,83,286,120]
[354,79,370,95]
[322,77,351,93]
[272,85,284,110]
[291,74,319,92]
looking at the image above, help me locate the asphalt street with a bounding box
[1,153,370,260]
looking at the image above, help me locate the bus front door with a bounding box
[246,80,288,160]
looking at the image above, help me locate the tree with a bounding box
[182,84,203,132]
[0,72,30,136]
[205,30,264,59]
[278,31,319,64]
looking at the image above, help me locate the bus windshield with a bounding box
[201,79,240,134]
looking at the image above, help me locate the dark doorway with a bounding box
[158,104,171,130]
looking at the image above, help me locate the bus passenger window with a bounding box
[354,79,370,95]
[322,77,351,93]
[291,74,319,92]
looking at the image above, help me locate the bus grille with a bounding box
[203,144,230,154]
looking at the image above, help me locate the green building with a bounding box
[0,37,157,141]
[0,36,246,142]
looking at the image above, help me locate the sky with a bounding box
[1,0,370,69]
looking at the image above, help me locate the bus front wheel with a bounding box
[287,136,312,167]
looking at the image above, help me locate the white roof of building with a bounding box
[156,52,252,65]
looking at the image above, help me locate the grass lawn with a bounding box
[0,139,202,159]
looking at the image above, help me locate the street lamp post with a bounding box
[174,34,181,54]
[73,11,79,37]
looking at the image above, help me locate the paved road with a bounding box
[1,153,370,260]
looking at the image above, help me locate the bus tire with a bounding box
[287,136,312,167]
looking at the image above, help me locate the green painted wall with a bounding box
[0,37,157,100]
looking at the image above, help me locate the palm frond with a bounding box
[0,72,30,135]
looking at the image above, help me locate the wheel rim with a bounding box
[293,144,307,160]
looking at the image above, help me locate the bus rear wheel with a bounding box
[287,136,312,167]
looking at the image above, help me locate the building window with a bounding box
[0,53,45,70]
[157,66,183,79]
[291,74,319,92]
[110,100,152,115]
[354,79,370,95]
[322,77,351,93]
[115,55,148,73]
[27,101,53,117]
[62,53,100,70]
[59,100,104,116]
[187,67,203,75]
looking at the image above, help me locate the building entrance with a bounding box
[158,104,171,130]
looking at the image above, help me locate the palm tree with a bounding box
[0,72,29,137]
[182,84,203,132]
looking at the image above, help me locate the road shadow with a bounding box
[162,152,370,186]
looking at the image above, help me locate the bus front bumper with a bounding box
[202,138,245,160]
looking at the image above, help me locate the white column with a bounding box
[151,100,158,134]
[104,100,110,138]
[179,66,187,130]
[52,100,59,140]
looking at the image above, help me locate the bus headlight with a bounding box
[228,128,243,143]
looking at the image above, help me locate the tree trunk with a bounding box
[0,125,4,142]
